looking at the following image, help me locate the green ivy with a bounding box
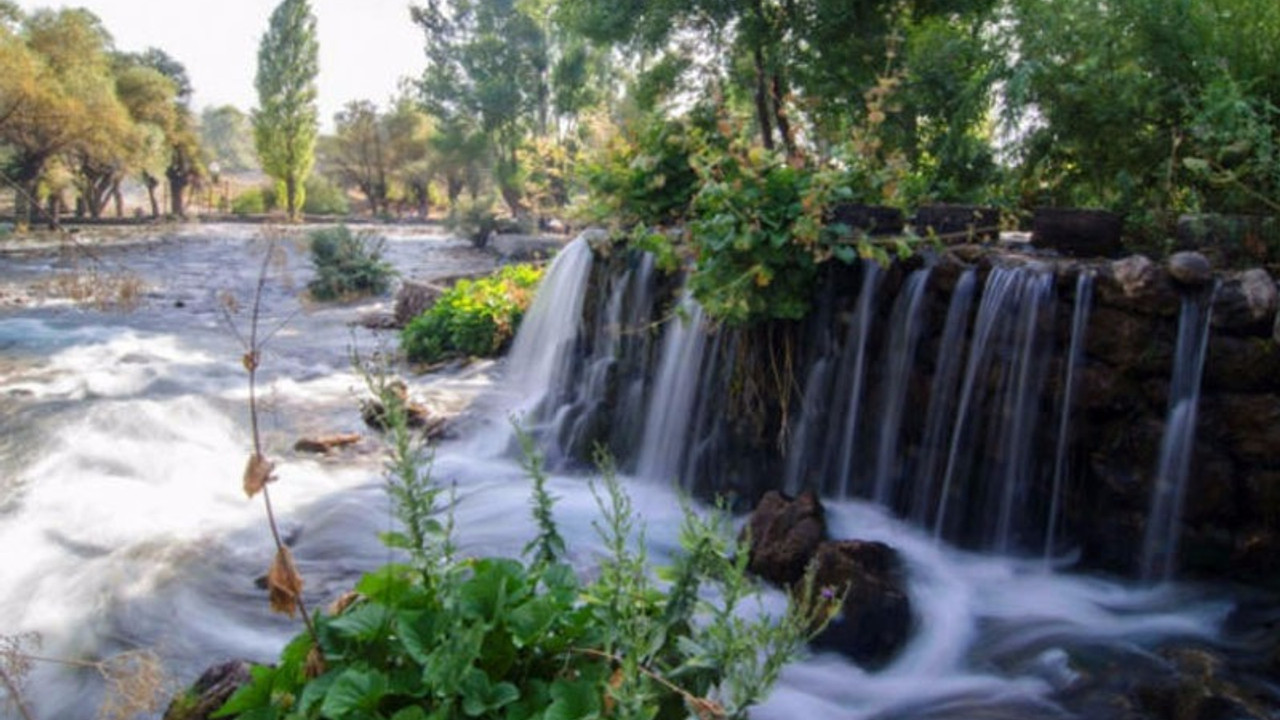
[401,264,545,364]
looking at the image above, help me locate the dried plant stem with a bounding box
[240,239,320,647]
[0,664,35,720]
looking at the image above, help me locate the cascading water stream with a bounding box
[870,268,931,507]
[1140,282,1218,581]
[987,269,1055,553]
[501,236,594,423]
[635,295,710,483]
[934,266,1036,541]
[1045,272,1094,562]
[910,269,976,526]
[832,262,883,498]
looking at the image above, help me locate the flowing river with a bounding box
[0,226,1269,719]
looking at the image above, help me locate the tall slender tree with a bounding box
[253,0,318,221]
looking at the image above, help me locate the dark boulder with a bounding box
[743,490,826,587]
[164,660,252,720]
[808,540,914,669]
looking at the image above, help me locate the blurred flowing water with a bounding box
[0,227,1256,719]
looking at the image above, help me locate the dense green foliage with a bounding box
[254,0,320,221]
[0,7,200,226]
[303,175,351,216]
[215,388,832,720]
[307,226,395,301]
[1004,0,1280,222]
[401,264,544,363]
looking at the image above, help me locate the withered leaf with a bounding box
[327,590,361,617]
[243,453,274,498]
[304,645,327,679]
[242,351,259,372]
[267,546,304,617]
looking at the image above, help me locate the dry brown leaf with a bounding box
[603,667,623,716]
[267,547,304,617]
[327,591,361,616]
[242,351,259,372]
[243,453,274,498]
[304,645,327,679]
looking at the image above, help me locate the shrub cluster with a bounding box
[307,226,396,301]
[401,264,544,363]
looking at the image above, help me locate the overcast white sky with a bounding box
[17,0,426,130]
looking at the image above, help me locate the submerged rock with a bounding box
[743,490,826,587]
[808,540,914,669]
[294,433,362,454]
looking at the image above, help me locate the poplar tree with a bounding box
[254,0,318,221]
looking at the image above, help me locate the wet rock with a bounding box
[164,660,252,720]
[394,280,443,327]
[360,381,444,437]
[1133,647,1278,720]
[1168,251,1213,286]
[1204,336,1280,393]
[1097,254,1180,315]
[808,540,913,669]
[1085,307,1173,374]
[743,490,826,587]
[294,433,362,454]
[1204,394,1280,464]
[1213,268,1278,334]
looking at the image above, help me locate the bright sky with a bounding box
[17,0,426,130]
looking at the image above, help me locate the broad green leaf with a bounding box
[460,667,521,717]
[329,603,395,641]
[320,667,389,718]
[545,678,601,720]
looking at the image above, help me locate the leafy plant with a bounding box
[232,188,270,216]
[307,225,395,301]
[303,175,352,216]
[686,138,921,326]
[447,197,501,250]
[216,408,837,720]
[401,264,544,363]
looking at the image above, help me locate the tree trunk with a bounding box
[752,45,776,151]
[771,72,798,161]
[169,175,188,218]
[750,0,776,151]
[285,175,297,221]
[113,180,124,218]
[144,175,160,219]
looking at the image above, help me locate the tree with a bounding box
[0,8,119,228]
[254,0,319,221]
[201,105,257,172]
[413,0,549,216]
[327,100,390,215]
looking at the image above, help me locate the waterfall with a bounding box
[1045,271,1094,562]
[870,268,932,508]
[504,236,594,421]
[1140,283,1217,581]
[934,265,1055,549]
[910,269,976,525]
[831,262,884,497]
[635,295,710,483]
